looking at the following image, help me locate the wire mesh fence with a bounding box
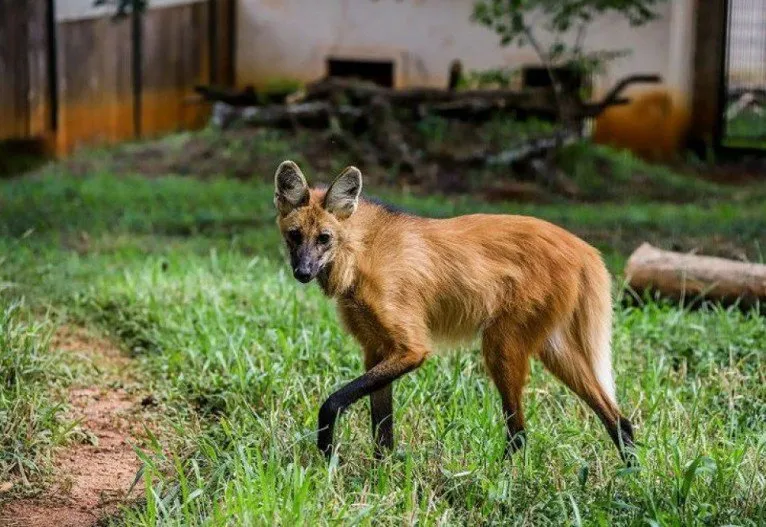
[723,0,766,148]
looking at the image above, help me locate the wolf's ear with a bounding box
[324,166,362,219]
[274,160,309,216]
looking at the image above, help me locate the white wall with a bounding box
[237,0,695,96]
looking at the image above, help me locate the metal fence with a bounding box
[722,0,766,148]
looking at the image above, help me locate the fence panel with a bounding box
[141,1,211,137]
[55,15,135,153]
[0,0,49,140]
[722,0,766,148]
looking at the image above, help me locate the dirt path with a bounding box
[0,326,160,527]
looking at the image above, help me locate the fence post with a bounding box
[131,2,142,138]
[690,0,728,153]
[208,0,218,85]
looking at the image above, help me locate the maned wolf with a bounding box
[273,160,635,462]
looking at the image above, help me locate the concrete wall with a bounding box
[237,0,696,96]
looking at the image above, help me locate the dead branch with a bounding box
[195,85,260,106]
[429,130,577,167]
[207,73,667,182]
[589,74,662,115]
[211,101,364,129]
[487,131,578,166]
[302,77,549,106]
[208,72,660,132]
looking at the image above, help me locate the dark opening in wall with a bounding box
[522,66,585,93]
[327,58,395,87]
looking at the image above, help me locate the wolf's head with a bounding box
[274,160,362,284]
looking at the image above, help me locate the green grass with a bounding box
[0,301,70,486]
[723,111,766,149]
[0,140,764,525]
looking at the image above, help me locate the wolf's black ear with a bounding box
[274,160,309,216]
[324,166,362,219]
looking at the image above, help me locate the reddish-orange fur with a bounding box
[274,161,634,460]
[592,88,691,163]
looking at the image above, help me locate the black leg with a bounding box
[317,353,422,460]
[370,384,393,459]
[615,415,637,466]
[502,404,526,458]
[594,408,637,465]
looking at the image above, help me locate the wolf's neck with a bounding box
[319,251,357,298]
[320,225,365,299]
[322,200,394,298]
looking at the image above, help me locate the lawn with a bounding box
[0,132,764,526]
[723,110,766,150]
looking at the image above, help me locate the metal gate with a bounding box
[721,0,766,149]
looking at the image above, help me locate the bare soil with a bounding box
[0,327,160,527]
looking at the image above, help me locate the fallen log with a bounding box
[625,243,766,308]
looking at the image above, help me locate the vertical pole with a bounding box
[45,0,58,132]
[227,0,236,86]
[208,0,218,85]
[715,0,731,149]
[131,0,142,138]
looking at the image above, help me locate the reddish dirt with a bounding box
[0,327,156,527]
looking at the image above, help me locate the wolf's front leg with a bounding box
[317,352,423,460]
[370,384,393,459]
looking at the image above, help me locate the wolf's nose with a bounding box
[293,268,312,283]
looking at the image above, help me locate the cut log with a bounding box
[625,243,766,307]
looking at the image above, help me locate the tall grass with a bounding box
[0,301,67,485]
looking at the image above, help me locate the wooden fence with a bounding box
[0,0,50,141]
[0,0,234,154]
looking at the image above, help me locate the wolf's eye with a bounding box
[287,229,302,244]
[317,232,331,245]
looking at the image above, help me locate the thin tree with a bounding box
[471,0,668,125]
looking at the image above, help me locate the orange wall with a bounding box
[592,88,691,162]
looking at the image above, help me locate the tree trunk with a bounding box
[625,243,766,308]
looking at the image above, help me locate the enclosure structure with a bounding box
[0,0,234,154]
[2,0,764,156]
[236,0,696,95]
[236,0,766,156]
